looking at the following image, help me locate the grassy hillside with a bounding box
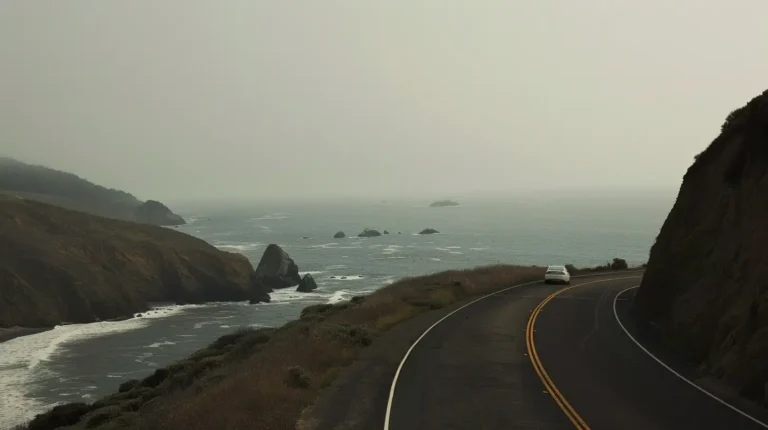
[0,196,269,328]
[0,158,184,225]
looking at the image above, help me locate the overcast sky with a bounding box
[1,1,766,201]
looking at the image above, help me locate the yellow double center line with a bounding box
[526,277,639,429]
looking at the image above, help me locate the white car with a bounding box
[544,265,571,284]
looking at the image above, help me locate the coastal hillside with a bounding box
[635,89,768,402]
[0,158,185,226]
[0,196,270,328]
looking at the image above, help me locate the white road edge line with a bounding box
[382,270,644,430]
[613,286,768,429]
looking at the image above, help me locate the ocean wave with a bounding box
[328,275,364,281]
[430,257,442,261]
[193,320,223,329]
[310,243,338,249]
[145,341,176,348]
[214,242,262,252]
[267,288,329,304]
[324,265,348,270]
[469,247,489,251]
[250,214,289,221]
[299,271,325,277]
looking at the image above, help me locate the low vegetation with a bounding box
[22,260,638,430]
[566,257,631,274]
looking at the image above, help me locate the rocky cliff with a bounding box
[635,89,768,402]
[0,158,186,226]
[0,196,269,328]
[135,200,186,226]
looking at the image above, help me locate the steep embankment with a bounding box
[0,158,185,226]
[635,89,768,402]
[0,196,269,328]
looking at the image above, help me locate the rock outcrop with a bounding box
[254,244,302,289]
[358,228,382,237]
[635,89,768,403]
[383,230,390,235]
[333,231,345,239]
[296,274,318,292]
[135,200,186,226]
[0,196,270,328]
[429,200,459,207]
[418,228,440,235]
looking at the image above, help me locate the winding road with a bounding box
[382,275,768,430]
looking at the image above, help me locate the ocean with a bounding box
[0,194,673,428]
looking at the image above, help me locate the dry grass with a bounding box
[141,264,545,430]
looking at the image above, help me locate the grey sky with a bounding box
[1,1,766,201]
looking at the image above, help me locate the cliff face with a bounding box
[0,196,269,328]
[635,89,768,402]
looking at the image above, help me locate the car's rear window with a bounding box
[546,270,565,275]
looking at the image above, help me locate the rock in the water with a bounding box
[429,200,459,207]
[383,230,390,234]
[358,228,382,237]
[418,228,440,235]
[135,200,186,226]
[296,274,318,292]
[255,244,302,289]
[302,236,310,240]
[333,231,345,239]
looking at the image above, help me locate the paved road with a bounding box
[385,275,768,430]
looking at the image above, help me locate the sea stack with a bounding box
[254,244,302,289]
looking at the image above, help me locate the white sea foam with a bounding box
[469,247,489,251]
[430,258,442,261]
[327,290,350,304]
[324,265,348,270]
[0,303,193,427]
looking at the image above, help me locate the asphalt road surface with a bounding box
[384,275,768,430]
